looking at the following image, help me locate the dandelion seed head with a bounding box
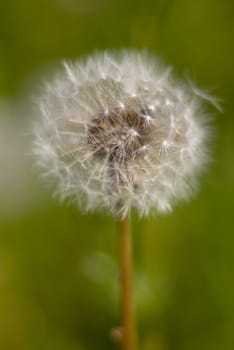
[33,50,215,218]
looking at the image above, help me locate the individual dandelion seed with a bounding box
[32,49,217,350]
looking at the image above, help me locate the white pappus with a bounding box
[33,50,216,218]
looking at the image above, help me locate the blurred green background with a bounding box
[0,0,233,349]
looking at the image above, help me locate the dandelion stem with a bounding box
[118,217,138,350]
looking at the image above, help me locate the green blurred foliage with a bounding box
[0,0,234,349]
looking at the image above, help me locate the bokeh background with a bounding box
[0,0,233,349]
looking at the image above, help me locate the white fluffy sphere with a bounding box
[33,50,214,218]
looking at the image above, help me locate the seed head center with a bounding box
[87,108,153,162]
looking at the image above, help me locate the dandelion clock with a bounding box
[33,50,215,350]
